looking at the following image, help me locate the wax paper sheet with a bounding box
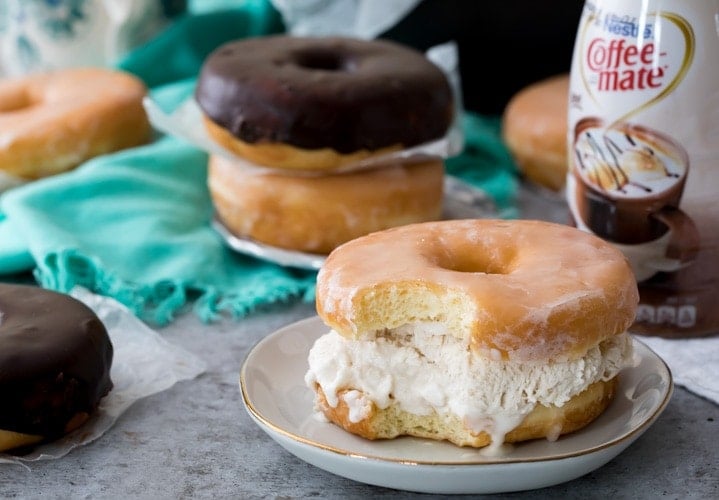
[144,41,464,177]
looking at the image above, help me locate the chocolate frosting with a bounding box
[0,284,113,438]
[195,36,454,153]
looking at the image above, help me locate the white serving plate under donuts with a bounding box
[214,175,496,270]
[240,316,673,495]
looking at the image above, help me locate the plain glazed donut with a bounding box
[209,154,444,254]
[0,284,113,452]
[502,74,569,191]
[196,35,454,171]
[306,219,638,448]
[316,219,637,361]
[0,68,151,179]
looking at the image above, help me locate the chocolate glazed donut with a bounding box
[0,284,113,451]
[195,35,454,153]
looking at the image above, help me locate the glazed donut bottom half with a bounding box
[0,429,43,453]
[208,154,444,255]
[312,377,617,449]
[0,412,89,453]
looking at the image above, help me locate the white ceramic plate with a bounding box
[240,317,673,494]
[215,176,496,270]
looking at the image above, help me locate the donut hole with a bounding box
[434,247,516,275]
[293,49,354,72]
[0,88,37,113]
[444,256,508,274]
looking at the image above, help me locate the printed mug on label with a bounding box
[570,117,699,280]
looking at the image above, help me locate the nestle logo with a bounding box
[603,14,654,39]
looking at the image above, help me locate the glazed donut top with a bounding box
[0,67,150,179]
[195,35,454,153]
[316,219,638,361]
[0,284,113,437]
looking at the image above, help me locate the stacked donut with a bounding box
[195,35,455,255]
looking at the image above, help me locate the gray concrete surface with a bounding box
[0,299,717,499]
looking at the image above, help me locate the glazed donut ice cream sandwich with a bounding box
[305,219,638,449]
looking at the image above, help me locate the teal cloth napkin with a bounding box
[0,4,518,325]
[1,127,317,325]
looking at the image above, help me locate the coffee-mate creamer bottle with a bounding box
[567,0,719,337]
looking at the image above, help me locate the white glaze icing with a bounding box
[316,219,639,361]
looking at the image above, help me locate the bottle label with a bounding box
[567,0,719,337]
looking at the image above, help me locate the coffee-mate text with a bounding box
[586,38,665,90]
